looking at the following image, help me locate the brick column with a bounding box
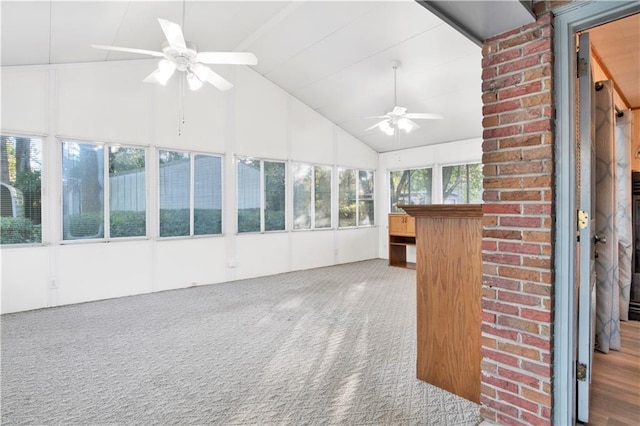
[480,9,555,425]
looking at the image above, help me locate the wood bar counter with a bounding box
[400,204,482,404]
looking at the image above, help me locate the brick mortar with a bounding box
[480,4,555,422]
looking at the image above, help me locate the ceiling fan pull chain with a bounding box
[178,74,185,136]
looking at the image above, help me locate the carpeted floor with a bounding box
[1,259,480,425]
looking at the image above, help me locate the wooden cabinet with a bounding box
[401,204,482,404]
[388,213,416,269]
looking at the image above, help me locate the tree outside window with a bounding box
[0,135,42,244]
[442,163,483,204]
[390,168,432,212]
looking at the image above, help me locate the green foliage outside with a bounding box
[238,208,285,233]
[110,210,146,238]
[66,212,104,239]
[0,217,40,244]
[160,209,222,237]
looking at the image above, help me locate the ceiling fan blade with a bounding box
[405,113,444,120]
[405,118,421,129]
[158,18,186,50]
[197,52,258,66]
[143,69,160,83]
[91,44,164,57]
[198,66,233,91]
[365,119,388,131]
[391,106,407,115]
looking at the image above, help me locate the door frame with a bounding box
[553,2,640,425]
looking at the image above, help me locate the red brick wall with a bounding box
[480,5,555,425]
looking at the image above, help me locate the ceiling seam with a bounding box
[104,1,132,61]
[252,3,382,77]
[310,51,480,114]
[282,23,447,96]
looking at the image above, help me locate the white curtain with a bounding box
[594,80,620,353]
[616,110,633,321]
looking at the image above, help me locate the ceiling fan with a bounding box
[92,18,257,91]
[366,60,443,136]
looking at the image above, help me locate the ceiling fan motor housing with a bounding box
[162,41,198,71]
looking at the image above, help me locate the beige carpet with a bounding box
[1,259,480,425]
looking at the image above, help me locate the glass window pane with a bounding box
[410,168,432,205]
[293,163,312,230]
[358,170,374,226]
[159,150,190,237]
[194,155,222,235]
[62,142,104,240]
[467,163,484,203]
[390,170,410,213]
[443,163,483,204]
[237,158,260,233]
[339,168,356,227]
[0,136,43,244]
[314,165,332,229]
[264,161,285,232]
[109,146,146,238]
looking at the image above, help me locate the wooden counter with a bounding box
[400,204,482,403]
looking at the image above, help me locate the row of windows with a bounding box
[389,164,483,212]
[0,136,376,245]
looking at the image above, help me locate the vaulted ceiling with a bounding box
[1,1,534,153]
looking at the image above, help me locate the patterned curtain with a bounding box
[616,110,633,321]
[594,80,620,353]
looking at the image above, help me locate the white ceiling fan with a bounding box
[92,18,257,91]
[366,60,443,136]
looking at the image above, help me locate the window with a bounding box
[293,163,332,230]
[159,150,222,237]
[0,135,42,245]
[63,141,146,240]
[390,168,432,212]
[338,168,374,228]
[442,163,483,204]
[237,158,286,233]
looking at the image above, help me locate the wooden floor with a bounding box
[588,320,640,425]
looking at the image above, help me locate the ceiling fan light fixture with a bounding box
[186,72,203,91]
[190,63,209,82]
[397,117,414,133]
[155,59,176,85]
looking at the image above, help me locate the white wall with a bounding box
[376,138,483,259]
[0,59,379,314]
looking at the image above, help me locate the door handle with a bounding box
[594,234,607,245]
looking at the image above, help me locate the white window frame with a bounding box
[388,166,434,213]
[157,148,224,239]
[292,162,333,231]
[0,132,45,247]
[338,167,375,229]
[440,161,483,204]
[236,156,287,234]
[60,139,149,243]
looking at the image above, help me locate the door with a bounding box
[576,32,596,423]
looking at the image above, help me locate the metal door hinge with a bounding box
[577,55,588,78]
[577,363,587,381]
[577,210,588,230]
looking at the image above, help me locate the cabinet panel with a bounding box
[388,213,416,269]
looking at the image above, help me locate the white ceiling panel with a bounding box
[245,1,373,75]
[263,1,444,93]
[1,2,52,66]
[0,0,488,153]
[50,1,130,63]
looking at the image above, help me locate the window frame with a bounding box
[157,148,224,240]
[388,166,434,213]
[440,161,483,205]
[236,156,287,234]
[60,138,149,244]
[292,162,333,231]
[338,167,376,229]
[0,133,45,247]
